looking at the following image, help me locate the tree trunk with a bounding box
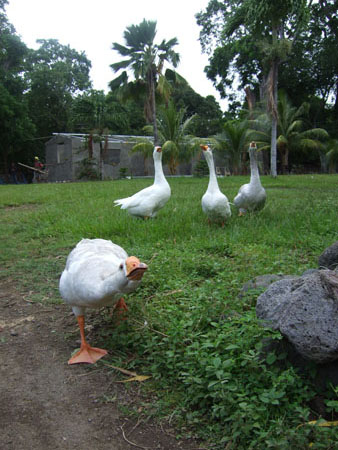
[280,146,289,174]
[150,70,159,147]
[169,156,178,175]
[270,117,277,177]
[88,134,93,159]
[319,150,328,173]
[269,61,279,178]
[244,86,256,175]
[268,25,279,178]
[99,136,108,180]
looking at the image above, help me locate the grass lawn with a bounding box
[1,174,338,449]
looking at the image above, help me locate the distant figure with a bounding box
[16,166,27,184]
[33,156,44,183]
[9,162,18,184]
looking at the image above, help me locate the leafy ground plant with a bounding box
[1,175,338,449]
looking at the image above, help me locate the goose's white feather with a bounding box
[234,143,266,214]
[201,145,231,224]
[59,238,144,317]
[114,146,171,218]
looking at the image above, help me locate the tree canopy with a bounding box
[0,0,337,178]
[0,0,35,170]
[196,0,311,176]
[109,19,180,145]
[25,39,92,139]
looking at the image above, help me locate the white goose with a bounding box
[234,142,266,215]
[59,238,147,364]
[200,144,231,226]
[114,146,171,219]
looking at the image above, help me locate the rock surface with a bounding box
[256,269,338,364]
[240,274,297,296]
[318,241,338,270]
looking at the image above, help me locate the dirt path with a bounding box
[0,280,203,450]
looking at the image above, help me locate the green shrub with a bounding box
[193,159,209,177]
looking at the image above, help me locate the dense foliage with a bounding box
[196,0,338,175]
[0,1,337,178]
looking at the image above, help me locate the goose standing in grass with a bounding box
[200,144,231,226]
[114,146,171,219]
[59,238,147,364]
[234,142,266,215]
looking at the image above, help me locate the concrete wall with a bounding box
[45,134,230,181]
[45,135,73,182]
[45,135,151,181]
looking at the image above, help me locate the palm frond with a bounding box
[110,59,133,73]
[301,128,329,141]
[111,42,131,57]
[109,71,128,90]
[130,139,153,156]
[156,74,172,103]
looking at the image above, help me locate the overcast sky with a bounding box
[6,0,228,110]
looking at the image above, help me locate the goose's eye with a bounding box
[119,263,123,270]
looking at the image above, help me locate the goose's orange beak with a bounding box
[126,256,148,280]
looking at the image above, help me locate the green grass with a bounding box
[1,175,338,448]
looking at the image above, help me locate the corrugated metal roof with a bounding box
[52,133,154,144]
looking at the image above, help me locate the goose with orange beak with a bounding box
[234,142,266,215]
[200,144,231,226]
[114,146,171,219]
[59,238,147,364]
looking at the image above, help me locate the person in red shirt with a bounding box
[33,156,44,182]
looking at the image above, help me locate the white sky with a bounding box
[6,0,228,111]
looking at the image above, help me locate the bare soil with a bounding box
[0,280,205,450]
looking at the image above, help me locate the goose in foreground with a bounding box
[114,146,171,219]
[200,145,231,226]
[234,142,266,215]
[59,238,147,364]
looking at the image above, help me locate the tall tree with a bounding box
[276,90,329,173]
[133,100,199,174]
[326,138,338,172]
[281,1,338,106]
[0,0,35,171]
[109,19,180,145]
[196,0,310,177]
[25,39,92,140]
[213,120,250,174]
[71,90,137,134]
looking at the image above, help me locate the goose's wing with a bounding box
[234,184,250,207]
[65,239,127,270]
[253,186,267,209]
[114,185,154,209]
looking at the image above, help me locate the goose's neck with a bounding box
[205,153,219,192]
[154,156,166,184]
[249,149,261,185]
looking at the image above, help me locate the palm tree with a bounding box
[326,139,338,173]
[132,100,199,175]
[213,120,250,175]
[277,91,329,173]
[157,101,199,174]
[128,138,154,176]
[109,19,180,146]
